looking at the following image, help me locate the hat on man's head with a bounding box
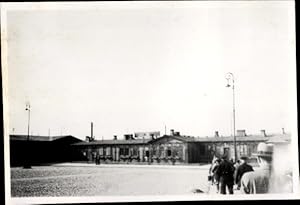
[253,142,274,158]
[240,155,249,160]
[221,154,228,160]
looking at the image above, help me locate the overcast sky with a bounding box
[4,1,296,140]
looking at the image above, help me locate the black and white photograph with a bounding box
[1,1,299,204]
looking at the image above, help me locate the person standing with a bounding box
[96,152,101,165]
[233,160,241,188]
[216,155,235,194]
[212,159,221,193]
[208,156,218,185]
[240,143,274,194]
[235,156,254,190]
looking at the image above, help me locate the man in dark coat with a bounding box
[216,155,235,194]
[235,156,254,190]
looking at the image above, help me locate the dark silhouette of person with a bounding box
[216,154,235,194]
[235,156,253,190]
[96,153,101,165]
[212,158,221,193]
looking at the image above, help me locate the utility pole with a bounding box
[24,102,31,169]
[226,72,237,162]
[91,122,94,140]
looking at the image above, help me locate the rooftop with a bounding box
[10,132,290,145]
[72,133,291,146]
[73,138,152,146]
[10,134,81,142]
[192,134,291,142]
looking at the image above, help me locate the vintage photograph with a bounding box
[1,1,299,204]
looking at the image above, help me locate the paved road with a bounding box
[11,163,215,197]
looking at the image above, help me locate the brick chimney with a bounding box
[236,129,246,137]
[282,128,286,134]
[170,129,175,136]
[85,136,91,142]
[215,131,219,137]
[260,130,267,137]
[124,134,133,140]
[113,135,118,140]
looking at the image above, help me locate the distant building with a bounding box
[192,129,291,163]
[10,129,290,166]
[72,129,291,164]
[10,135,83,167]
[73,137,151,163]
[134,131,160,140]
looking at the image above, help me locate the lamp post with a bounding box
[226,72,237,162]
[24,102,31,169]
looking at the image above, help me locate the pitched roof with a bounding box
[266,134,291,144]
[10,134,80,142]
[148,134,270,143]
[192,133,291,143]
[149,134,291,143]
[72,139,151,146]
[148,135,195,144]
[71,133,291,146]
[193,135,266,142]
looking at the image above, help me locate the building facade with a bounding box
[72,129,291,164]
[74,138,152,163]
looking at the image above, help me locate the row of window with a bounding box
[209,144,254,156]
[94,146,184,157]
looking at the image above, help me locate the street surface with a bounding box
[10,163,241,197]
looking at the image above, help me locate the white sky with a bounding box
[3,1,296,140]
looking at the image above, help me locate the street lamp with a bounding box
[23,102,31,169]
[225,72,237,162]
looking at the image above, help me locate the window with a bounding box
[124,148,129,155]
[175,147,182,157]
[99,147,103,155]
[133,147,138,156]
[153,148,157,156]
[160,146,165,157]
[199,145,205,155]
[167,149,172,157]
[239,144,248,156]
[106,147,111,155]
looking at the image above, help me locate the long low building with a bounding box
[9,129,290,166]
[10,135,83,167]
[72,129,291,164]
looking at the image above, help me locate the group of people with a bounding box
[208,142,285,195]
[209,153,253,194]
